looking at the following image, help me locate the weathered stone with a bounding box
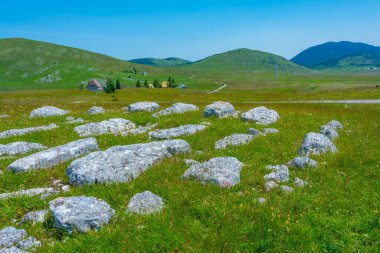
[262,128,279,134]
[265,181,278,192]
[0,227,26,248]
[203,101,236,118]
[120,124,157,136]
[298,132,337,156]
[264,165,289,182]
[74,118,135,137]
[49,196,115,233]
[0,124,58,139]
[127,191,164,214]
[320,125,338,140]
[16,236,41,250]
[87,106,105,115]
[294,178,307,188]
[288,156,318,169]
[184,159,200,166]
[182,157,243,187]
[0,246,28,252]
[8,138,99,173]
[246,128,262,136]
[325,120,343,130]
[0,142,46,156]
[65,117,85,124]
[152,103,198,117]
[21,210,49,224]
[29,106,67,118]
[149,124,206,139]
[126,102,159,112]
[67,139,191,186]
[257,198,266,204]
[215,134,255,149]
[241,106,279,125]
[0,188,54,200]
[281,185,294,194]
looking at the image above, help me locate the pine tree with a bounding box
[116,79,121,89]
[105,79,116,94]
[133,68,137,74]
[136,80,141,88]
[153,79,160,88]
[144,79,148,88]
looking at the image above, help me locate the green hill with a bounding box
[0,38,151,90]
[129,57,191,67]
[181,48,307,73]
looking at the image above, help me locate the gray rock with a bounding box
[203,102,236,118]
[21,210,49,224]
[0,124,58,139]
[0,227,26,248]
[325,120,343,130]
[0,142,46,156]
[298,132,337,156]
[74,118,136,137]
[264,181,278,192]
[126,102,159,112]
[262,128,279,134]
[61,185,70,192]
[182,157,243,188]
[294,178,307,188]
[120,123,157,136]
[127,191,164,214]
[149,124,206,139]
[257,198,266,204]
[281,185,294,194]
[288,156,318,169]
[8,138,99,173]
[0,246,28,252]
[87,106,105,115]
[214,134,255,149]
[29,106,67,118]
[0,115,10,119]
[264,165,289,182]
[247,128,262,136]
[152,103,198,117]
[49,196,115,233]
[241,106,279,125]
[184,159,200,166]
[67,139,191,186]
[16,236,41,250]
[65,117,85,124]
[0,188,54,200]
[320,125,338,140]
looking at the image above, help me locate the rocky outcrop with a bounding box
[0,227,26,249]
[182,157,243,187]
[0,188,54,200]
[21,210,49,224]
[67,139,191,186]
[153,103,198,117]
[214,134,255,149]
[0,124,58,139]
[203,102,237,118]
[241,106,279,125]
[298,132,337,156]
[288,156,318,169]
[0,142,46,156]
[87,106,105,115]
[74,118,136,137]
[149,124,206,139]
[8,138,99,173]
[49,196,115,233]
[127,191,164,214]
[29,106,67,118]
[126,102,159,112]
[264,165,289,182]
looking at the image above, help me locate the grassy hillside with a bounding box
[181,48,307,73]
[0,38,154,90]
[129,57,192,67]
[291,41,380,68]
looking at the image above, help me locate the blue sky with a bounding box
[1,0,379,61]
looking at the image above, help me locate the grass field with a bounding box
[0,88,379,252]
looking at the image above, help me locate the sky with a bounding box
[1,0,379,61]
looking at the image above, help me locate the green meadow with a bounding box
[0,88,379,252]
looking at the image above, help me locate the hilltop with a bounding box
[0,38,152,90]
[129,57,192,67]
[291,41,380,69]
[181,48,307,73]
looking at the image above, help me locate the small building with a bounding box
[148,83,155,88]
[161,81,169,88]
[87,79,103,92]
[178,83,187,89]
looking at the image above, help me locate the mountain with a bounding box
[182,48,306,73]
[129,57,191,67]
[291,41,380,68]
[0,38,150,90]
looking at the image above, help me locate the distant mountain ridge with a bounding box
[291,41,380,69]
[129,57,192,67]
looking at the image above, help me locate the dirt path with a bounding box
[207,84,227,94]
